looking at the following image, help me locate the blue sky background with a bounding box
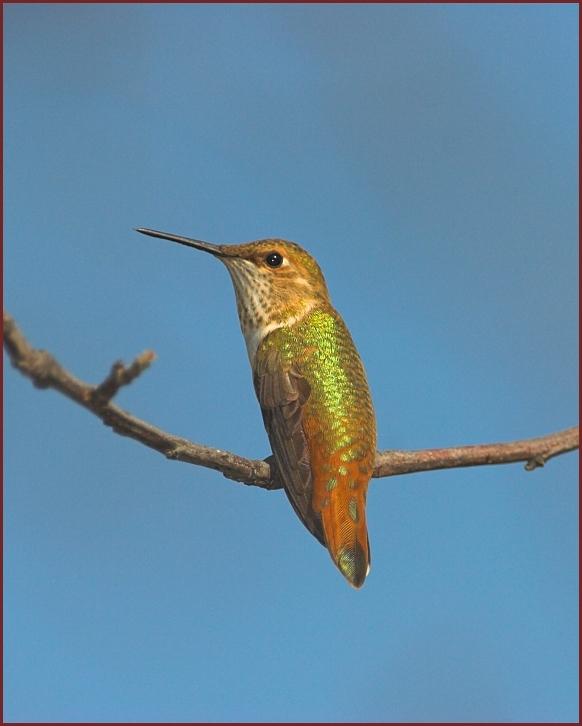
[4,3,578,722]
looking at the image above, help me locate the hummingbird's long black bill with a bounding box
[135,227,223,256]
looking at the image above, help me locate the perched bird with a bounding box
[136,228,377,588]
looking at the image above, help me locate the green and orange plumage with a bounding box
[137,227,377,588]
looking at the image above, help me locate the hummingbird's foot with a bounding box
[263,454,284,490]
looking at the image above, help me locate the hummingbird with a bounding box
[136,227,377,588]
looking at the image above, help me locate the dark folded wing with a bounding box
[253,346,324,546]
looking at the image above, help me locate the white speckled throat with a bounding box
[223,258,314,363]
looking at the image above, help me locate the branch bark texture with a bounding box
[4,312,578,489]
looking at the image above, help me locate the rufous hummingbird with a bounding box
[136,227,377,588]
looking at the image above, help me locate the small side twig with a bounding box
[91,352,156,405]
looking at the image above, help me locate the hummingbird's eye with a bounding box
[265,252,284,268]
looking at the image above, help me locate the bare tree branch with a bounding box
[4,312,578,489]
[374,428,579,477]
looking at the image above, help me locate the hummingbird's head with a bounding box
[218,238,330,320]
[136,228,331,360]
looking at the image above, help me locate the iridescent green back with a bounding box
[256,305,376,587]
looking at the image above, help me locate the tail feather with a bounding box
[320,489,370,589]
[337,540,369,588]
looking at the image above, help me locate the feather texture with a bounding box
[254,307,376,588]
